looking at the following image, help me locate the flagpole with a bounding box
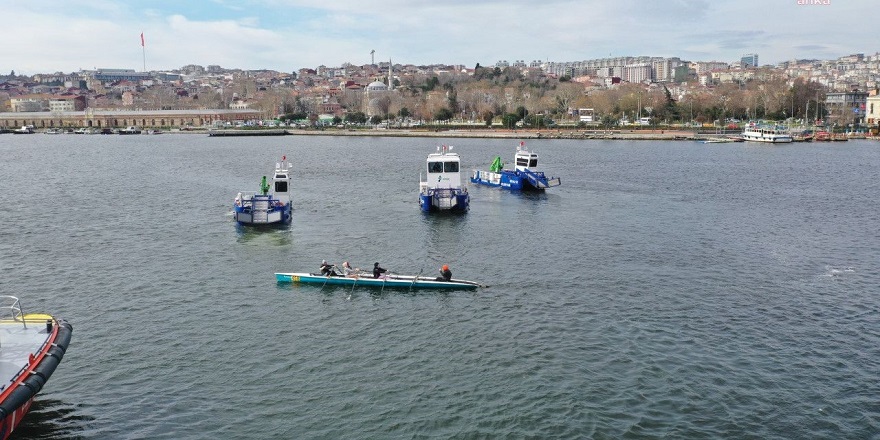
[141,32,146,72]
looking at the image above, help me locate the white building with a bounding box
[623,64,652,83]
[865,93,880,127]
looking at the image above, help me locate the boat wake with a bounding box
[822,265,855,278]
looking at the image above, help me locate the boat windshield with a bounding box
[517,157,538,167]
[428,161,443,173]
[275,181,288,192]
[444,162,459,172]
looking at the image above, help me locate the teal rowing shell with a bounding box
[275,273,479,290]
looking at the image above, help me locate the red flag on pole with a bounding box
[140,32,145,47]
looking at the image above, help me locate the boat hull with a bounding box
[419,190,469,212]
[470,169,560,190]
[276,272,479,290]
[741,135,793,143]
[0,314,72,440]
[234,203,292,225]
[233,192,292,225]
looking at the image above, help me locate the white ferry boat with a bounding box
[741,123,792,143]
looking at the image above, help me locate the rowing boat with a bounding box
[275,272,481,290]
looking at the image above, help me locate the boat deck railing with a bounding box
[0,295,27,328]
[520,168,561,188]
[235,192,284,211]
[425,187,466,196]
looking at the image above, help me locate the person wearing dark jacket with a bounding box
[373,262,387,278]
[437,264,452,281]
[320,260,336,276]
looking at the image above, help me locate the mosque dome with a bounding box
[366,80,388,91]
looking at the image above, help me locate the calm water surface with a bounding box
[1,133,878,439]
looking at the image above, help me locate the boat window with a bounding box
[529,159,538,167]
[275,181,288,192]
[516,158,529,167]
[428,161,443,173]
[275,174,287,179]
[444,162,459,172]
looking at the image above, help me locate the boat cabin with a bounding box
[270,159,291,200]
[424,145,462,189]
[513,149,539,172]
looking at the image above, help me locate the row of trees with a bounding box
[259,65,857,128]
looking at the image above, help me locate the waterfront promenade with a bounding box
[197,127,702,140]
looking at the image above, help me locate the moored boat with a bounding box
[233,156,293,225]
[698,137,737,144]
[471,142,561,190]
[419,145,469,212]
[275,272,481,290]
[118,126,141,135]
[0,296,72,440]
[791,131,813,142]
[740,123,792,143]
[11,126,34,135]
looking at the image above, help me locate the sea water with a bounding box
[1,133,878,439]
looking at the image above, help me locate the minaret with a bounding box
[388,57,393,90]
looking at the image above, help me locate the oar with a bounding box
[409,268,423,292]
[451,279,489,288]
[381,270,389,294]
[321,266,334,290]
[349,274,358,297]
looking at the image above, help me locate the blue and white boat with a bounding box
[470,142,561,190]
[233,156,292,225]
[419,145,469,212]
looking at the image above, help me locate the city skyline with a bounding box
[3,0,874,76]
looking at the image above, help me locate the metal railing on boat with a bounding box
[0,296,26,329]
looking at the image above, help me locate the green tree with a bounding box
[434,108,453,121]
[422,77,440,92]
[447,90,460,115]
[663,86,679,121]
[370,115,383,125]
[601,114,618,129]
[281,112,307,121]
[345,111,367,124]
[482,110,494,127]
[501,113,520,129]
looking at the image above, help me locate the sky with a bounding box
[3,0,874,76]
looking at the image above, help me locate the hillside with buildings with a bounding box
[1,52,879,132]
